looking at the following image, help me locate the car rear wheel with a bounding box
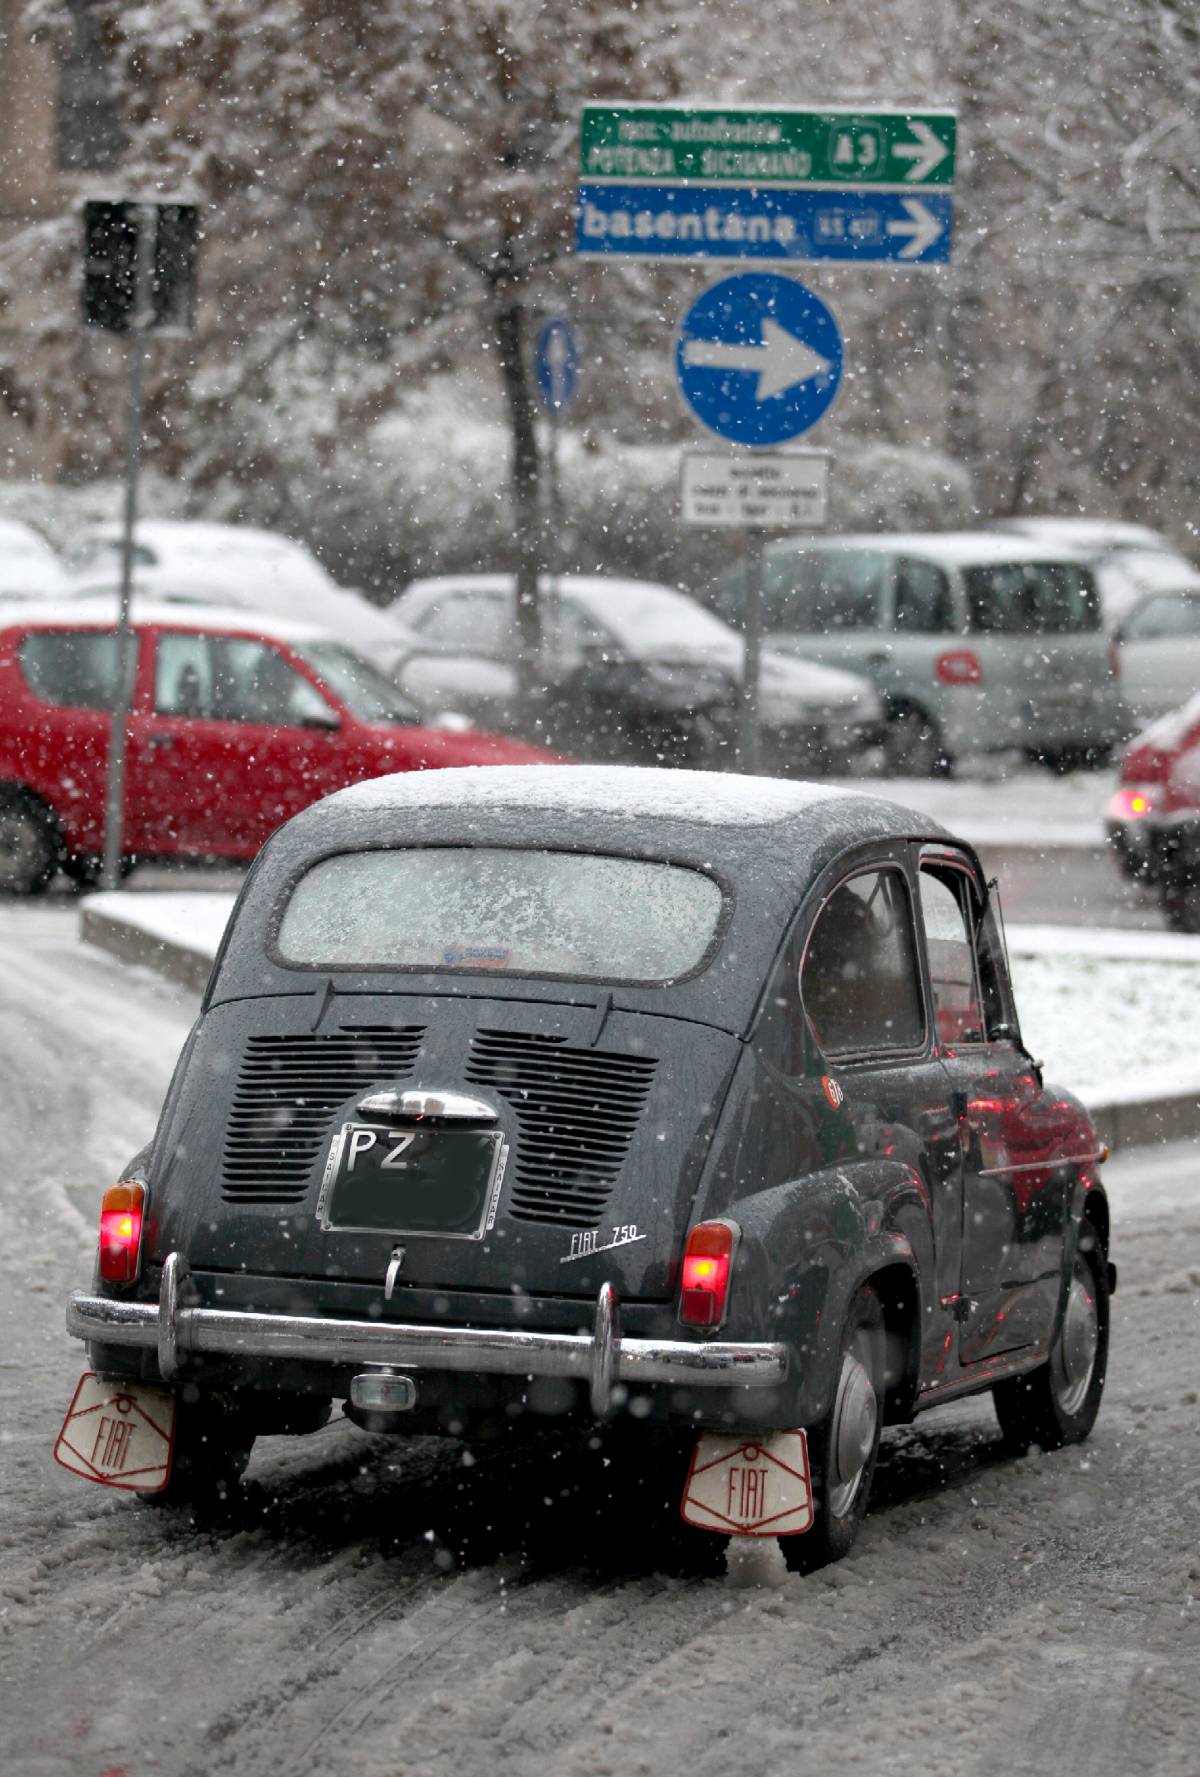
[782,1285,884,1574]
[881,706,951,778]
[139,1393,256,1511]
[0,794,59,895]
[992,1226,1108,1451]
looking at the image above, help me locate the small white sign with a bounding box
[681,1428,814,1537]
[680,450,830,530]
[53,1373,176,1493]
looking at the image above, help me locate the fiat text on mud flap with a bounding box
[61,765,1113,1567]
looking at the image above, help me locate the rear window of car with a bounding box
[18,630,120,707]
[963,563,1100,635]
[276,847,725,982]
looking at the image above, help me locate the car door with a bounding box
[798,855,964,1389]
[127,630,347,855]
[1118,591,1200,723]
[916,850,1075,1364]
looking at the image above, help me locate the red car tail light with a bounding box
[1107,784,1163,822]
[98,1182,146,1284]
[935,649,982,686]
[678,1220,738,1328]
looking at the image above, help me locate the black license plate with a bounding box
[318,1123,505,1240]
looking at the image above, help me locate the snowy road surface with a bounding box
[2,904,1198,1777]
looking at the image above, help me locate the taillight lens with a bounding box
[98,1182,146,1284]
[935,649,982,686]
[1107,783,1162,821]
[678,1220,738,1328]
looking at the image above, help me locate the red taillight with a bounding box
[935,648,982,686]
[1108,784,1162,821]
[678,1220,738,1327]
[98,1182,146,1284]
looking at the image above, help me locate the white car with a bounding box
[1113,585,1200,726]
[0,518,71,599]
[69,519,341,596]
[393,573,882,770]
[67,568,422,683]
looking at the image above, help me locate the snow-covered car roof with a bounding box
[66,571,420,661]
[765,532,1096,568]
[0,518,71,597]
[70,519,340,592]
[987,517,1175,554]
[210,764,958,1034]
[0,595,334,644]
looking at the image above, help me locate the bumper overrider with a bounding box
[67,1253,790,1418]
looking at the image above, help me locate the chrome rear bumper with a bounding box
[67,1253,789,1418]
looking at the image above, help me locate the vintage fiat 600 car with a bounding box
[61,766,1112,1569]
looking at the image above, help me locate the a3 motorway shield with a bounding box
[675,272,843,446]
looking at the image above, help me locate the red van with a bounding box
[1105,691,1200,929]
[0,603,558,893]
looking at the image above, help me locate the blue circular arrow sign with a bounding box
[675,273,843,446]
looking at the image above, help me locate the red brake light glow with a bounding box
[1108,784,1161,822]
[935,649,982,687]
[98,1182,146,1284]
[679,1220,738,1327]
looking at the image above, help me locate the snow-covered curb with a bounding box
[80,892,1200,1153]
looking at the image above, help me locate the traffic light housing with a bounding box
[82,200,197,335]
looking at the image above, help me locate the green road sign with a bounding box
[581,105,956,188]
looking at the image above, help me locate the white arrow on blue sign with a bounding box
[535,317,580,413]
[675,273,843,447]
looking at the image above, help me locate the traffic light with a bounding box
[82,200,197,335]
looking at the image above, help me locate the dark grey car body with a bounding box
[72,766,1109,1446]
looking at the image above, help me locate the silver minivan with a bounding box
[710,532,1126,774]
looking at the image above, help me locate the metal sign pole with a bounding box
[100,205,153,891]
[739,528,763,775]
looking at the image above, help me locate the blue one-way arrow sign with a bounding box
[675,273,843,446]
[578,183,952,265]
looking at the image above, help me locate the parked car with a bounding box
[1110,585,1200,727]
[59,765,1111,1573]
[0,517,71,599]
[392,574,881,772]
[1106,692,1200,926]
[0,602,557,892]
[707,534,1126,775]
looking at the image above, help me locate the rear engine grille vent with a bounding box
[222,1026,426,1202]
[465,1029,657,1228]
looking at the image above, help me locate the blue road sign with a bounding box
[535,318,580,413]
[675,273,843,447]
[577,183,953,266]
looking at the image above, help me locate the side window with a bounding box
[155,633,214,716]
[19,630,120,709]
[416,592,513,659]
[963,564,1032,634]
[211,639,334,726]
[1124,593,1200,642]
[1028,564,1100,634]
[800,868,924,1057]
[155,635,334,726]
[810,550,887,631]
[893,559,954,633]
[919,869,984,1045]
